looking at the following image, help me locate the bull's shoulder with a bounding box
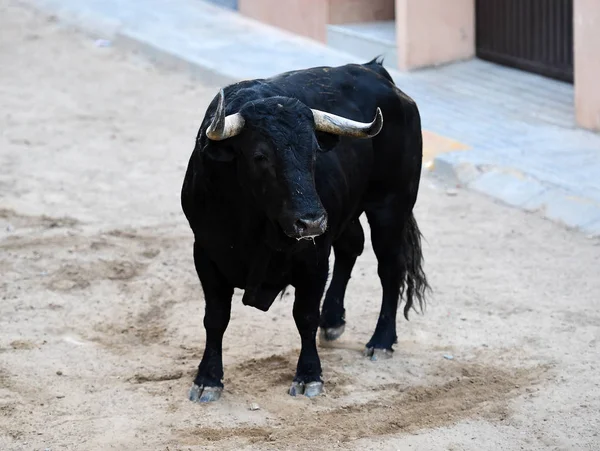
[339,61,418,109]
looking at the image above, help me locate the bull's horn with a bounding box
[206,89,245,141]
[311,107,383,138]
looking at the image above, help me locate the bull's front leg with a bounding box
[189,242,233,403]
[289,261,329,398]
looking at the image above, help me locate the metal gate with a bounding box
[475,0,574,83]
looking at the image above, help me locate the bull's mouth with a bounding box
[282,227,327,241]
[295,234,322,241]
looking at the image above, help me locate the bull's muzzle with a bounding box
[290,213,328,239]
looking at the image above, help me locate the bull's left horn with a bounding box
[311,107,383,139]
[206,89,245,141]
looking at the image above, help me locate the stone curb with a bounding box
[20,0,120,40]
[432,153,600,235]
[113,30,239,88]
[22,0,234,87]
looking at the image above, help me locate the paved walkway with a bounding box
[26,0,600,234]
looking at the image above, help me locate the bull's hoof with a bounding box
[188,384,223,403]
[363,347,394,361]
[319,324,346,342]
[288,380,324,398]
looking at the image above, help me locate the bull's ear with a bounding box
[203,143,236,162]
[315,131,340,153]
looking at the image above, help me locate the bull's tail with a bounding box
[401,213,431,320]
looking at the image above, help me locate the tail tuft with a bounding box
[401,213,431,320]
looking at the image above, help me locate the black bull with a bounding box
[181,58,430,402]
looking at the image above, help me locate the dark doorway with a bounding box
[475,0,574,83]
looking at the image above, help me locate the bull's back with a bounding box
[268,62,398,122]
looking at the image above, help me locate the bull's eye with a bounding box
[253,153,268,163]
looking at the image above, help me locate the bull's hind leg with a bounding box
[364,201,428,360]
[319,218,364,342]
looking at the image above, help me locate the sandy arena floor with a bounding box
[1,2,599,450]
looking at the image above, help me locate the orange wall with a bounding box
[575,0,600,131]
[329,0,394,24]
[239,0,329,42]
[395,0,474,70]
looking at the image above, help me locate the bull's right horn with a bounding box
[206,89,245,141]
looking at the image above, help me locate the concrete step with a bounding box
[327,21,397,69]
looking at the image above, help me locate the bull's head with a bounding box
[203,89,383,240]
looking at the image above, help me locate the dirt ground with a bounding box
[1,2,599,450]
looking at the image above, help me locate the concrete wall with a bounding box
[239,0,394,42]
[575,0,600,131]
[329,0,394,24]
[239,0,329,42]
[395,0,474,70]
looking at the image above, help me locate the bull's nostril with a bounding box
[294,219,307,232]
